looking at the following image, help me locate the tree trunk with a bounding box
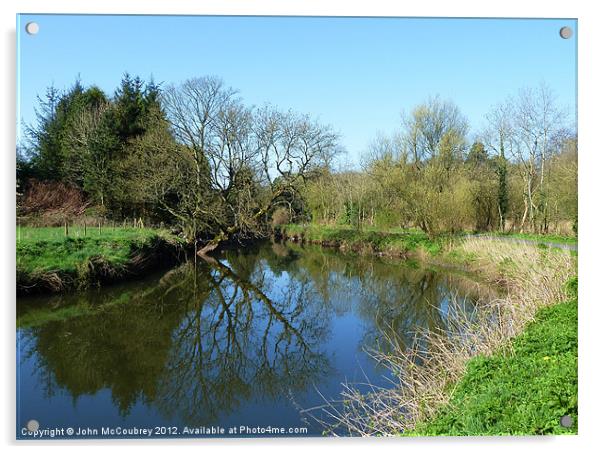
[519,197,529,233]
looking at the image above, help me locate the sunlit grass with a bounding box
[16,227,174,273]
[489,231,577,246]
[16,227,184,293]
[16,226,161,243]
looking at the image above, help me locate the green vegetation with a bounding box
[302,93,576,237]
[279,224,446,256]
[278,224,577,260]
[17,225,162,243]
[17,227,185,295]
[410,277,578,436]
[18,75,340,250]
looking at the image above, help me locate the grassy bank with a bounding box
[17,227,186,295]
[278,224,577,254]
[277,224,446,257]
[288,225,578,436]
[409,278,578,435]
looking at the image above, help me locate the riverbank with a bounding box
[277,224,577,255]
[276,224,447,258]
[16,227,187,295]
[282,224,577,436]
[409,277,578,435]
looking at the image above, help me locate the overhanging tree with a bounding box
[159,76,341,253]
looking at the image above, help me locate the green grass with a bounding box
[484,231,577,246]
[280,224,446,256]
[17,227,185,294]
[408,277,578,436]
[17,226,162,242]
[17,227,168,273]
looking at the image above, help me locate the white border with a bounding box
[2,1,600,454]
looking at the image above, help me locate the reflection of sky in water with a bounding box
[17,242,490,438]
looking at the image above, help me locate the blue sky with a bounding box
[16,15,577,165]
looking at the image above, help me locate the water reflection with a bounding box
[17,241,492,437]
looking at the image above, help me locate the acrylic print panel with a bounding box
[16,14,578,439]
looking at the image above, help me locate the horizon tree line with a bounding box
[17,74,577,246]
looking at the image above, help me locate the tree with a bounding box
[159,77,244,243]
[401,96,468,166]
[395,98,470,234]
[160,77,341,253]
[466,141,497,231]
[483,101,513,230]
[25,84,75,181]
[508,84,567,232]
[546,133,578,234]
[118,107,215,240]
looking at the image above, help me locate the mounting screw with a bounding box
[559,26,573,39]
[560,415,574,428]
[26,420,40,432]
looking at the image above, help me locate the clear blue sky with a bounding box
[16,15,577,165]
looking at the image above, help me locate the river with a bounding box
[17,241,492,439]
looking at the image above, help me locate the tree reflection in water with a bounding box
[153,257,331,425]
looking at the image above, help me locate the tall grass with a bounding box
[308,238,576,436]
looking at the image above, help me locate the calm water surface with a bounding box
[17,241,491,438]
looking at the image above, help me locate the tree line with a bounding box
[18,74,340,251]
[18,75,577,248]
[304,89,577,235]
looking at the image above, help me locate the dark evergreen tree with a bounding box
[25,85,64,180]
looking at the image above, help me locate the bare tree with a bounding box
[401,96,469,166]
[161,77,236,235]
[160,77,341,254]
[507,83,567,232]
[483,99,514,230]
